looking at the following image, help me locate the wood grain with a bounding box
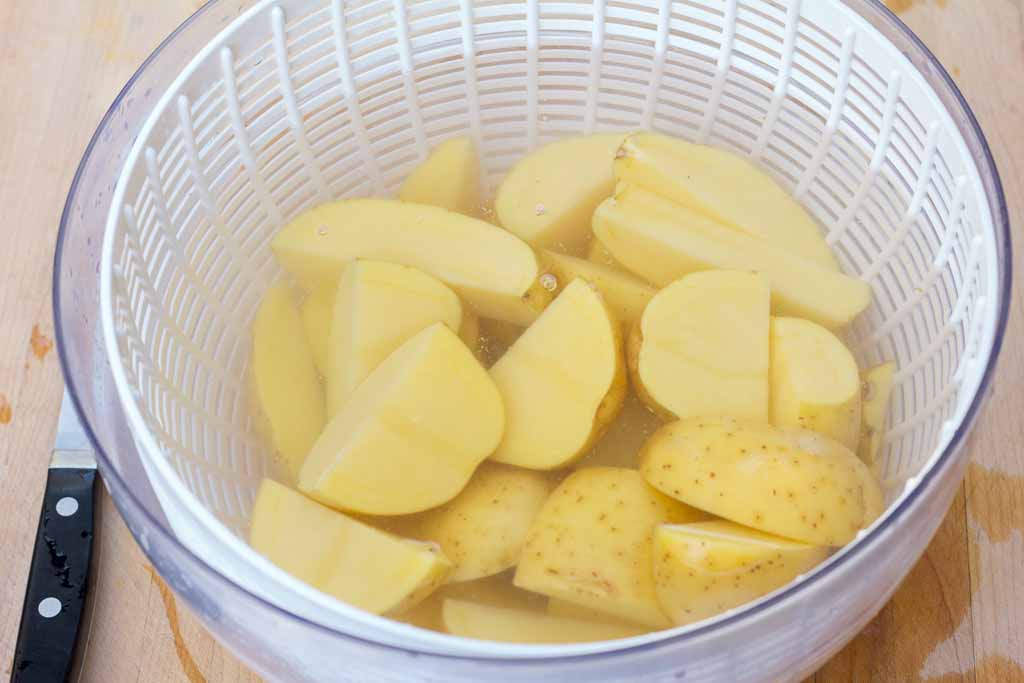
[0,1,1020,681]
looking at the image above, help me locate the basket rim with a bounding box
[58,0,1013,663]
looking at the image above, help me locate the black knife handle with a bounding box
[11,467,97,683]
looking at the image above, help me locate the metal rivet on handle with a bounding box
[38,597,62,618]
[56,497,79,517]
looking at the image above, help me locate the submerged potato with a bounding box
[859,362,896,465]
[652,521,829,626]
[399,136,481,216]
[541,250,656,329]
[495,133,627,253]
[299,287,333,376]
[574,392,664,470]
[640,417,882,546]
[397,574,545,631]
[251,283,325,478]
[299,323,504,515]
[629,271,770,422]
[442,599,645,643]
[396,463,556,582]
[490,279,626,470]
[514,467,705,628]
[250,480,451,615]
[770,317,861,449]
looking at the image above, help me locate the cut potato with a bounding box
[587,238,620,268]
[250,479,451,615]
[615,133,838,270]
[652,521,829,626]
[629,271,770,422]
[593,185,871,329]
[459,312,482,359]
[327,260,463,417]
[514,467,705,628]
[443,599,645,643]
[299,323,504,515]
[490,279,626,470]
[300,287,332,376]
[251,283,325,478]
[859,362,896,464]
[399,136,480,216]
[541,250,656,329]
[546,599,647,630]
[640,417,882,546]
[770,317,861,449]
[396,463,556,582]
[574,393,664,470]
[495,133,627,252]
[272,198,551,325]
[397,574,546,630]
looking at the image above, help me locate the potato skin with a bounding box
[639,417,883,546]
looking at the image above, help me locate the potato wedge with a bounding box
[770,317,861,449]
[858,362,896,464]
[327,260,463,417]
[251,283,325,478]
[397,574,546,631]
[593,185,871,329]
[574,393,664,470]
[443,599,645,643]
[300,287,332,376]
[272,198,551,325]
[399,136,481,216]
[299,323,504,515]
[514,467,705,628]
[396,463,556,582]
[490,279,626,470]
[652,521,829,625]
[250,479,451,615]
[546,599,648,630]
[615,133,838,270]
[640,417,882,546]
[540,250,656,329]
[629,271,770,422]
[495,133,627,252]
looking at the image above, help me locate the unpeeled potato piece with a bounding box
[640,417,883,546]
[515,467,705,628]
[250,479,452,616]
[299,323,504,515]
[652,520,829,626]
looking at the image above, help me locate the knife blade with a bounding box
[11,390,98,683]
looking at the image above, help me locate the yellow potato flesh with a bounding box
[442,599,645,643]
[541,250,656,329]
[300,287,332,376]
[640,417,882,546]
[770,317,861,449]
[652,521,829,626]
[858,361,896,465]
[574,392,664,470]
[489,279,625,470]
[399,136,481,216]
[631,271,770,422]
[250,479,452,615]
[272,198,550,325]
[299,323,504,515]
[593,185,871,329]
[397,574,546,631]
[514,467,705,628]
[251,283,325,478]
[495,133,627,253]
[615,133,838,270]
[327,260,462,418]
[587,238,621,268]
[396,463,556,582]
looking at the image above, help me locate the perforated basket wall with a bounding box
[102,0,1000,644]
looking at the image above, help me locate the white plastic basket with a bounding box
[99,0,1004,678]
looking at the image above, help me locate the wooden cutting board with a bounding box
[0,1,1021,681]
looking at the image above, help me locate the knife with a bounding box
[11,391,98,683]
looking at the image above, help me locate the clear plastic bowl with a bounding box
[56,0,1011,681]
